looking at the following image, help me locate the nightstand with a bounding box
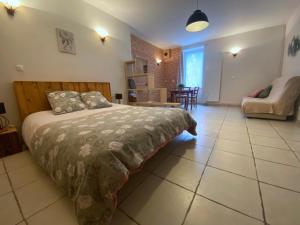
[0,126,22,158]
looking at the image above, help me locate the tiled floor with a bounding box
[1,105,300,225]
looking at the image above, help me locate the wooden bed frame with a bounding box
[14,81,112,122]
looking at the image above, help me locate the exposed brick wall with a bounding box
[164,48,182,92]
[130,35,182,101]
[131,35,164,88]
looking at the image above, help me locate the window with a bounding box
[183,47,205,88]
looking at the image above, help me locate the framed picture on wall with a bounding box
[56,28,76,55]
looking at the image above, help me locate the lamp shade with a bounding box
[186,10,209,32]
[115,93,123,100]
[0,103,6,114]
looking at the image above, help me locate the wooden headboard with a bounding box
[14,81,112,122]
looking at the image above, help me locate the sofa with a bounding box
[242,76,300,120]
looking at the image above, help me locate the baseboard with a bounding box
[204,101,241,107]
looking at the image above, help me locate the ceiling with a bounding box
[84,0,299,48]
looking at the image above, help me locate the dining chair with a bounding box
[175,87,191,110]
[189,87,200,110]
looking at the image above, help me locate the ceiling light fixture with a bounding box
[186,0,209,32]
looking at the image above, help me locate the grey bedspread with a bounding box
[30,106,197,225]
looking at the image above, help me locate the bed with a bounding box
[14,81,197,225]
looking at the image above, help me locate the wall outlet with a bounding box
[16,65,24,72]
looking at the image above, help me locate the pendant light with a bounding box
[186,0,209,32]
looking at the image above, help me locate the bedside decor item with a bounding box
[115,93,123,104]
[186,0,209,32]
[56,28,76,55]
[288,35,300,57]
[0,102,9,132]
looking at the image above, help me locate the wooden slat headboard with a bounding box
[14,81,112,122]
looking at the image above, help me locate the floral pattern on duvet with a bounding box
[30,106,197,225]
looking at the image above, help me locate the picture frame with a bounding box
[56,28,76,55]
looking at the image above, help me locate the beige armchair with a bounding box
[242,76,300,120]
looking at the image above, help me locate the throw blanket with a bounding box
[30,106,197,225]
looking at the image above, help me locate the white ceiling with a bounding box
[85,0,299,48]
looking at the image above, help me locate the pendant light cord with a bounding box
[197,0,199,9]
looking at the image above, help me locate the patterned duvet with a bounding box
[29,106,197,225]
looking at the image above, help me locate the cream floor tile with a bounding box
[296,152,300,159]
[9,164,48,189]
[218,132,250,143]
[184,195,263,225]
[0,160,5,175]
[248,128,279,138]
[223,121,246,128]
[261,183,300,225]
[222,123,247,129]
[197,130,219,138]
[197,167,262,220]
[171,142,212,164]
[0,174,11,196]
[246,123,273,131]
[250,135,289,150]
[208,151,256,179]
[118,170,150,203]
[195,135,215,148]
[154,155,205,191]
[246,119,270,125]
[144,150,170,172]
[27,197,77,225]
[256,160,300,192]
[287,140,300,152]
[3,151,34,172]
[16,177,65,217]
[214,139,252,156]
[274,126,300,134]
[111,209,138,225]
[279,131,300,142]
[0,193,23,225]
[220,126,248,134]
[252,145,300,167]
[120,175,193,225]
[17,222,26,225]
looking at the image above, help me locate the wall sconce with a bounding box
[95,27,109,44]
[156,59,162,66]
[1,0,20,16]
[230,47,241,57]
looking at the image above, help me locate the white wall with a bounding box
[0,0,132,126]
[199,25,285,104]
[282,3,300,77]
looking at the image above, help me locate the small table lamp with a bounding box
[115,93,123,104]
[0,102,9,132]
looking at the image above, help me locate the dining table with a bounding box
[170,89,193,110]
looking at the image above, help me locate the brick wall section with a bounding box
[130,35,182,100]
[131,35,164,88]
[164,48,182,92]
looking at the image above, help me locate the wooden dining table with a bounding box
[170,89,193,110]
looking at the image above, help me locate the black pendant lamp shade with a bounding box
[186,0,209,32]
